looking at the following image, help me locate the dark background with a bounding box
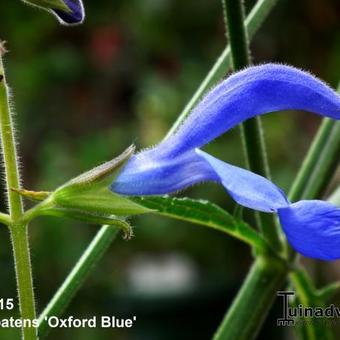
[0,0,339,339]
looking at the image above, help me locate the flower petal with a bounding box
[112,148,289,213]
[196,149,289,212]
[113,64,340,197]
[278,200,340,260]
[160,64,340,157]
[52,0,84,25]
[111,150,218,195]
[112,64,340,197]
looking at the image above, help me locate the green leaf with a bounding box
[133,196,268,251]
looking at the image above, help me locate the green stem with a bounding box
[213,0,286,315]
[290,268,333,340]
[0,50,37,339]
[222,0,281,249]
[38,225,119,338]
[289,119,340,202]
[289,83,340,202]
[222,0,251,69]
[213,256,287,340]
[9,224,37,340]
[0,59,23,219]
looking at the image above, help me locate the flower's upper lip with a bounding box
[112,63,340,197]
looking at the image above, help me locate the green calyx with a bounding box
[22,0,71,12]
[53,145,150,216]
[16,146,152,238]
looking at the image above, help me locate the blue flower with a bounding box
[23,0,84,25]
[111,64,340,260]
[52,0,84,25]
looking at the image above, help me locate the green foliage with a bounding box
[133,196,267,251]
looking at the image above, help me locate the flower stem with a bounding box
[222,0,251,69]
[289,119,340,201]
[212,1,326,338]
[213,256,287,340]
[222,0,282,250]
[9,224,37,340]
[0,59,23,219]
[0,47,37,339]
[165,0,279,137]
[289,267,333,340]
[38,225,119,338]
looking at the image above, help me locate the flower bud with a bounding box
[23,0,85,25]
[52,145,151,216]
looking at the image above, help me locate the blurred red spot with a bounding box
[89,25,123,67]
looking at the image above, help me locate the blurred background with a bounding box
[0,0,339,339]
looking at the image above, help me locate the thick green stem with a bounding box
[9,224,37,340]
[213,256,287,340]
[222,0,282,249]
[38,225,119,338]
[0,55,23,220]
[289,119,340,202]
[0,49,37,339]
[290,267,333,340]
[289,84,340,203]
[222,0,251,69]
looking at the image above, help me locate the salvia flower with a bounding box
[111,64,340,261]
[23,0,84,25]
